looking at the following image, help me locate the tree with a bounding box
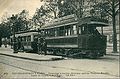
[57,0,97,18]
[45,1,58,18]
[0,10,30,39]
[40,0,59,18]
[9,10,30,32]
[93,0,119,53]
[32,6,47,28]
[0,28,2,47]
[32,1,59,29]
[17,10,30,31]
[0,20,12,38]
[40,0,95,18]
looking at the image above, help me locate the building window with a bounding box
[108,35,113,43]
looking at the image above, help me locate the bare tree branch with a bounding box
[115,8,119,15]
[114,2,119,8]
[71,4,77,10]
[106,0,112,6]
[104,9,112,16]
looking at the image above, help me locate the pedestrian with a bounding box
[17,37,21,51]
[39,37,44,55]
[43,38,47,55]
[31,38,38,53]
[4,38,7,48]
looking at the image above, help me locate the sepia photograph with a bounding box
[0,0,119,79]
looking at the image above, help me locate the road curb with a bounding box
[0,53,64,61]
[106,54,120,56]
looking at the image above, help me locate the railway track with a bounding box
[0,55,119,78]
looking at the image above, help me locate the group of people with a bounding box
[38,37,47,55]
[32,37,47,55]
[2,38,8,48]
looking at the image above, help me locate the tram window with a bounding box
[73,25,76,30]
[45,31,47,35]
[68,25,73,35]
[55,30,57,36]
[65,26,69,36]
[27,36,31,42]
[65,29,68,36]
[34,35,38,40]
[47,30,50,37]
[23,37,26,42]
[73,25,77,35]
[48,30,50,37]
[19,37,22,41]
[49,29,52,37]
[79,27,81,34]
[108,35,113,43]
[56,28,60,36]
[22,37,24,41]
[50,29,55,36]
[41,30,45,36]
[68,29,71,35]
[45,30,48,36]
[59,27,63,36]
[25,37,27,42]
[48,29,51,36]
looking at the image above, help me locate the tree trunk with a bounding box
[53,11,57,19]
[118,0,120,54]
[112,14,118,53]
[0,36,2,47]
[112,0,118,53]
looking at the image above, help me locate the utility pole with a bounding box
[11,14,18,53]
[118,0,120,55]
[0,29,2,47]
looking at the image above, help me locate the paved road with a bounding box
[0,54,119,79]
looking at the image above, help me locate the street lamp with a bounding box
[11,14,18,53]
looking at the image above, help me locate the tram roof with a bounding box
[40,14,78,29]
[79,16,109,26]
[10,30,38,37]
[15,30,38,34]
[15,32,38,37]
[40,14,109,30]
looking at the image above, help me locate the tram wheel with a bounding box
[88,52,97,59]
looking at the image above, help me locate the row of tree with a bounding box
[0,0,119,52]
[0,10,30,38]
[34,0,119,53]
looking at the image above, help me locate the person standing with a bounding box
[39,37,44,55]
[43,38,47,55]
[17,37,21,51]
[4,38,7,48]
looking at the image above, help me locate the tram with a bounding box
[10,30,38,52]
[10,14,109,58]
[39,14,109,58]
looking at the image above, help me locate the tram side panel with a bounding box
[13,32,39,53]
[45,34,107,58]
[45,35,78,55]
[78,34,107,57]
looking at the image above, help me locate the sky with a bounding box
[0,0,43,21]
